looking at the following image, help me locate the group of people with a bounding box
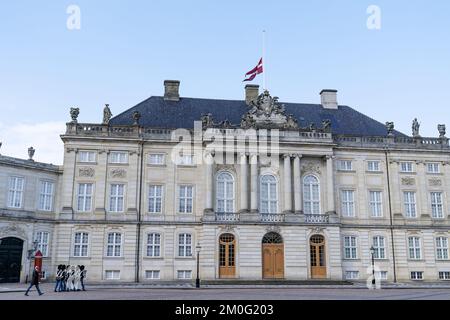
[55,265,87,292]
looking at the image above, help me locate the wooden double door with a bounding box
[310,235,326,279]
[219,234,236,278]
[262,243,284,279]
[0,237,23,283]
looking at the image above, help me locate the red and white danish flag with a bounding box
[243,58,263,82]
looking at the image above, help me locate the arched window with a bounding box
[303,175,320,214]
[262,232,283,244]
[216,172,234,213]
[260,175,278,214]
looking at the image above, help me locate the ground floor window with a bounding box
[177,270,192,279]
[439,271,450,280]
[145,270,160,279]
[105,270,120,280]
[410,271,423,280]
[345,271,359,280]
[375,271,388,280]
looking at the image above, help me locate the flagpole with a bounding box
[262,30,266,91]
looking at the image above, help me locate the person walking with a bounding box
[80,265,87,291]
[25,266,44,296]
[54,265,63,292]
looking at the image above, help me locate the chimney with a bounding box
[320,89,338,109]
[245,84,259,105]
[164,80,180,101]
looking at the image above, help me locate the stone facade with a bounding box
[1,85,450,284]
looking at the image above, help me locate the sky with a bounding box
[0,0,449,164]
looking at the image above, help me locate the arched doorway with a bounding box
[219,233,236,278]
[262,232,284,279]
[310,235,326,279]
[0,237,24,283]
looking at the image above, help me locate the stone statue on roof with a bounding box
[412,118,420,137]
[103,104,112,125]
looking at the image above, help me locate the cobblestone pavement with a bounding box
[1,283,450,300]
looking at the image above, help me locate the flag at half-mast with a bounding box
[243,58,263,82]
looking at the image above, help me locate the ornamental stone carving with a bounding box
[401,177,415,186]
[132,111,141,125]
[110,168,127,178]
[70,107,80,123]
[219,225,236,232]
[385,122,394,137]
[429,178,442,187]
[103,104,112,125]
[438,124,446,138]
[412,118,420,137]
[266,225,281,234]
[216,164,236,173]
[79,167,95,177]
[301,161,321,175]
[0,224,27,239]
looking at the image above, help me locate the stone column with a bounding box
[240,153,248,212]
[293,154,302,213]
[250,154,258,212]
[283,154,292,213]
[205,152,214,212]
[326,155,335,213]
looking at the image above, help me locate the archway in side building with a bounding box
[219,233,236,278]
[310,235,326,279]
[262,232,284,279]
[0,237,24,283]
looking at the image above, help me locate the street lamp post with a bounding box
[195,243,201,288]
[370,246,376,286]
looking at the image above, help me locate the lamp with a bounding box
[370,246,376,286]
[195,242,201,288]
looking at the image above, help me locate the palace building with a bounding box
[1,80,450,284]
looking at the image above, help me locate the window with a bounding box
[179,185,193,213]
[400,162,413,173]
[106,232,122,257]
[343,236,358,259]
[410,271,423,280]
[177,154,194,165]
[177,270,192,279]
[431,192,444,218]
[260,175,278,214]
[436,237,449,260]
[341,190,355,217]
[73,232,89,257]
[109,151,128,164]
[427,163,440,174]
[369,191,383,217]
[148,153,165,165]
[146,233,161,257]
[109,184,125,212]
[148,185,163,213]
[373,236,386,259]
[439,271,450,280]
[367,161,381,172]
[345,271,359,280]
[216,172,234,213]
[36,231,50,257]
[303,175,320,215]
[338,160,353,171]
[145,270,160,279]
[77,183,93,212]
[408,237,421,260]
[7,177,24,208]
[178,233,192,257]
[404,192,417,218]
[105,270,120,280]
[38,181,54,211]
[376,271,388,280]
[78,151,96,163]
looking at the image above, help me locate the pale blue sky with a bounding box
[0,1,449,163]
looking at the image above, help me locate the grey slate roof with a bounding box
[0,155,61,173]
[110,96,407,137]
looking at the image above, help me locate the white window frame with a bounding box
[73,232,89,257]
[369,191,383,217]
[430,192,444,219]
[7,176,24,208]
[146,233,161,257]
[410,271,423,280]
[367,161,381,172]
[106,232,122,257]
[260,175,278,214]
[38,180,54,211]
[341,190,355,217]
[439,271,450,280]
[109,151,128,164]
[109,184,125,213]
[148,153,165,165]
[78,151,96,163]
[145,270,161,279]
[77,183,93,212]
[179,185,194,214]
[403,191,417,218]
[373,236,386,259]
[35,231,50,257]
[436,237,449,260]
[177,154,194,166]
[338,160,353,171]
[178,233,192,257]
[408,236,422,260]
[400,162,413,173]
[345,271,359,280]
[427,163,440,174]
[216,172,235,213]
[148,185,163,213]
[105,270,120,280]
[343,236,358,259]
[177,270,192,279]
[303,175,321,215]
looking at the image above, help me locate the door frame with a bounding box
[261,232,285,279]
[308,234,328,279]
[0,237,25,283]
[218,233,236,278]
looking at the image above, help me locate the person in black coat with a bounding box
[25,266,44,296]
